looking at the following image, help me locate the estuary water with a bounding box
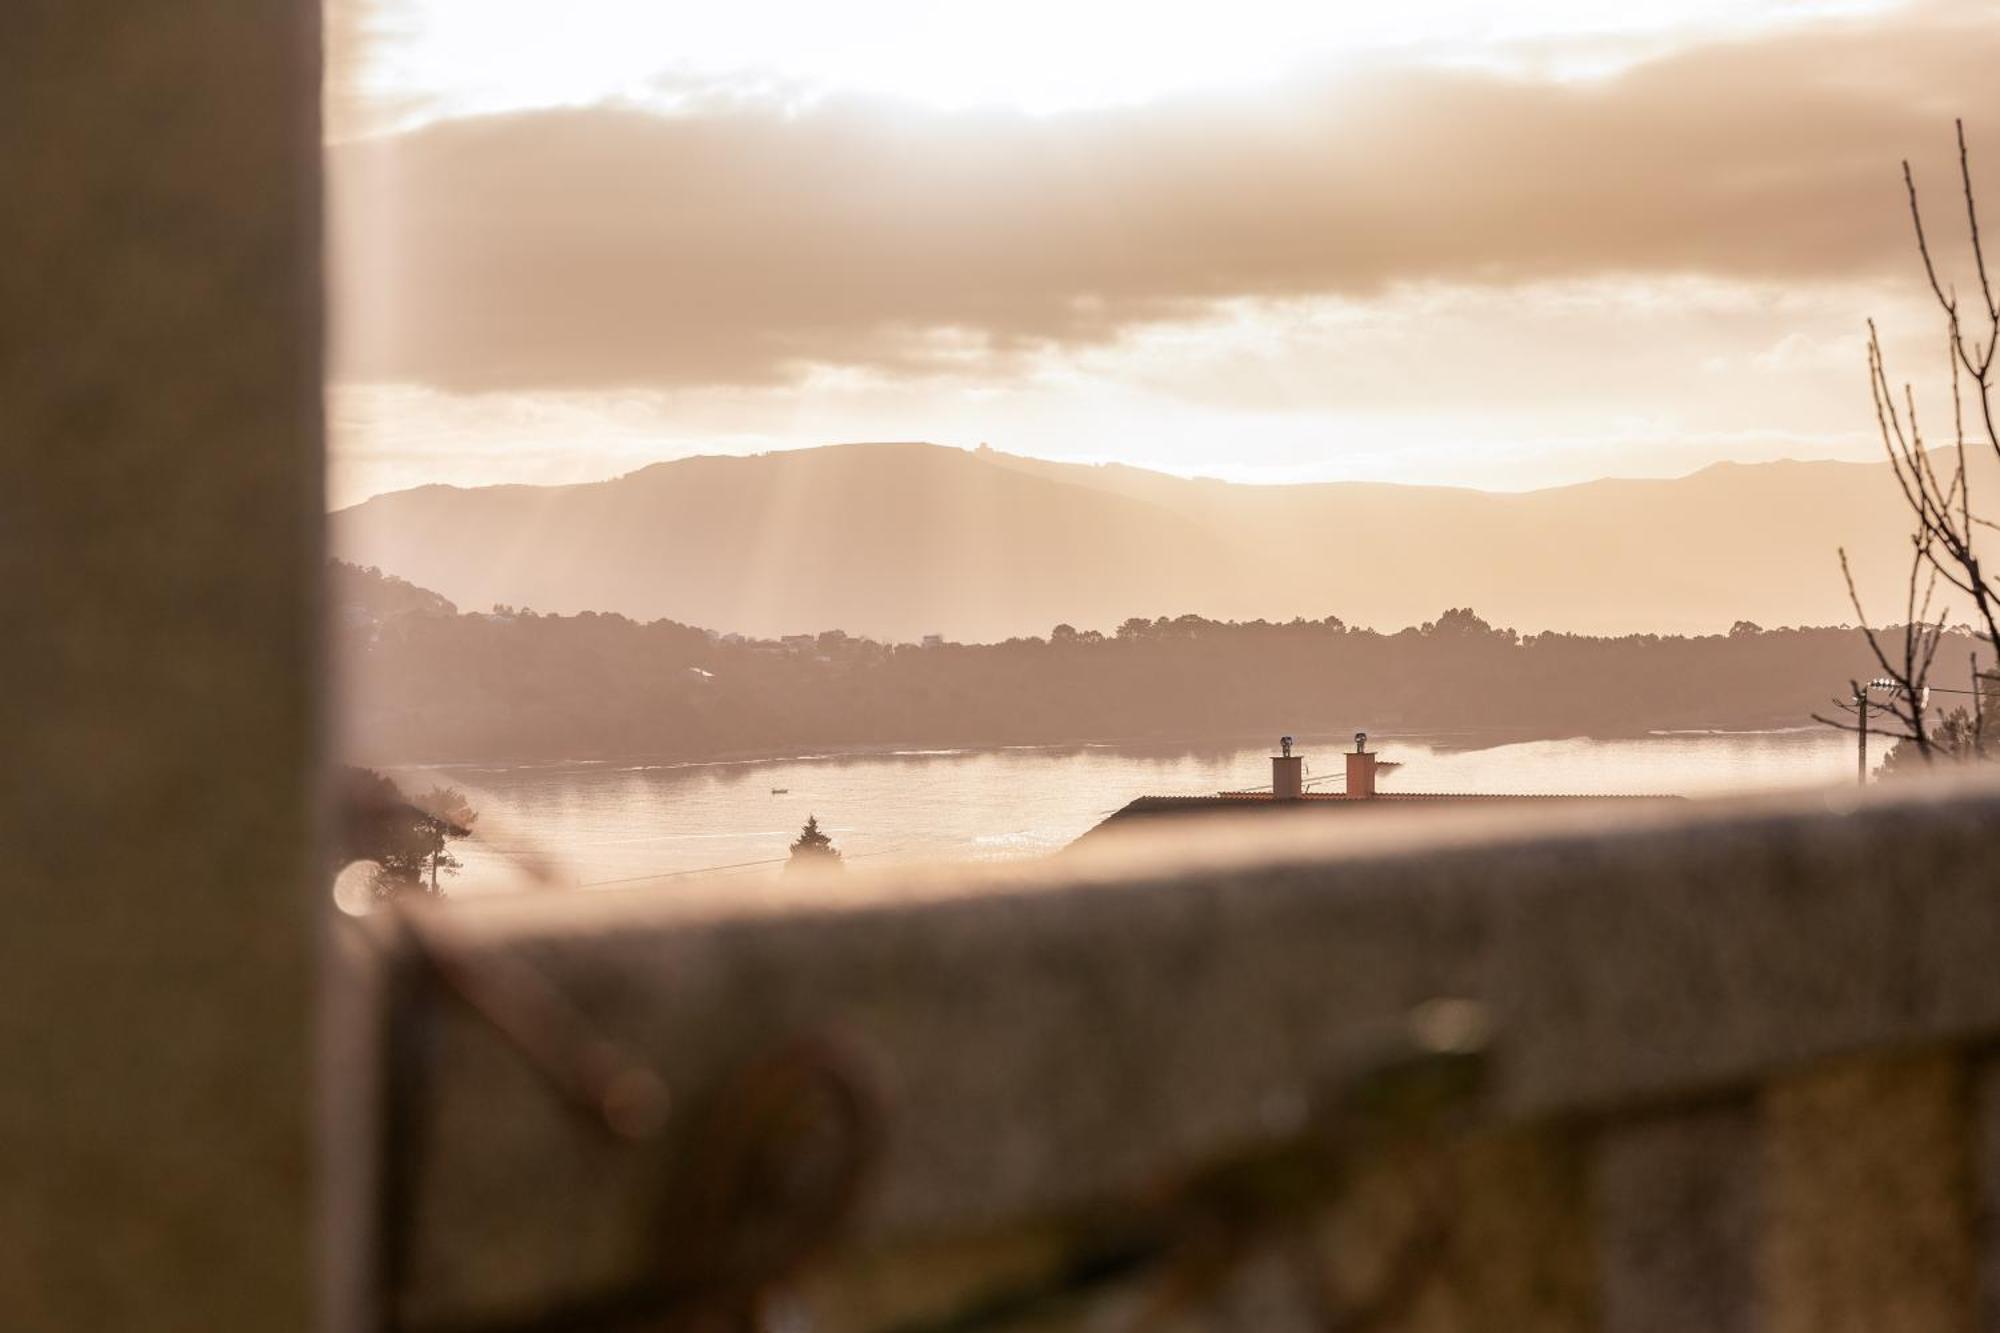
[392,728,1868,897]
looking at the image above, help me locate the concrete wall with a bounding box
[342,780,2000,1331]
[0,5,321,1328]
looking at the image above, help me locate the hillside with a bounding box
[333,584,1979,767]
[330,560,459,618]
[331,441,1947,641]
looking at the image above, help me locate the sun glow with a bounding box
[327,0,1965,503]
[337,0,1900,135]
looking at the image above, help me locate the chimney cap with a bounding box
[1354,730,1368,753]
[1280,735,1294,758]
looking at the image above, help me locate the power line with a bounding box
[578,846,904,889]
[580,857,789,887]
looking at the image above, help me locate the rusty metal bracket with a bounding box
[370,909,884,1333]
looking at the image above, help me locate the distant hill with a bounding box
[331,441,1948,641]
[330,560,459,618]
[333,585,1981,767]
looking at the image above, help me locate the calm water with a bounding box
[396,729,1868,896]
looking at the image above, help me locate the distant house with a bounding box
[1073,733,1681,847]
[921,634,946,649]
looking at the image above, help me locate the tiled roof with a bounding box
[1075,789,1683,842]
[1127,792,1680,806]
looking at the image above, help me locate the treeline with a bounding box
[333,564,1979,765]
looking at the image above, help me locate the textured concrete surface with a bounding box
[0,5,321,1328]
[345,778,2000,1326]
[1594,1104,1761,1333]
[1762,1053,1976,1333]
[794,1127,1593,1332]
[1321,1127,1596,1333]
[1977,1057,2000,1333]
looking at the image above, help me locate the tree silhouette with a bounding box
[409,785,478,894]
[336,575,1981,766]
[1817,121,2000,767]
[787,815,842,872]
[337,766,477,900]
[1880,671,2000,776]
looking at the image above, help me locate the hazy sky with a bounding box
[326,0,1992,507]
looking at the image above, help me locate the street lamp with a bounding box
[1854,678,1931,784]
[1867,677,1931,710]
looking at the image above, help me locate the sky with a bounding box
[325,0,1994,508]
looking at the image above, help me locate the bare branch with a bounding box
[1958,120,1999,334]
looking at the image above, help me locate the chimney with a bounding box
[1346,731,1378,799]
[1272,735,1304,801]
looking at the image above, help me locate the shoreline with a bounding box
[365,720,1830,777]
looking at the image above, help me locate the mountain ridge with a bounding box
[332,440,1947,641]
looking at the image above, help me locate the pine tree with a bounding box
[787,815,842,871]
[336,767,477,901]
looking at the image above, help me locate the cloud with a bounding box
[324,0,432,141]
[328,4,1996,389]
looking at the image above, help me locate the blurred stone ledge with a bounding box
[328,776,2000,1331]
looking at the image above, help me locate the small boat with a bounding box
[770,787,789,795]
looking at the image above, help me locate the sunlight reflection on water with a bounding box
[397,729,1868,896]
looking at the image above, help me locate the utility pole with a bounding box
[1856,684,1869,785]
[1975,653,1986,756]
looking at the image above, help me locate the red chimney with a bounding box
[1272,735,1304,800]
[1346,731,1378,799]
